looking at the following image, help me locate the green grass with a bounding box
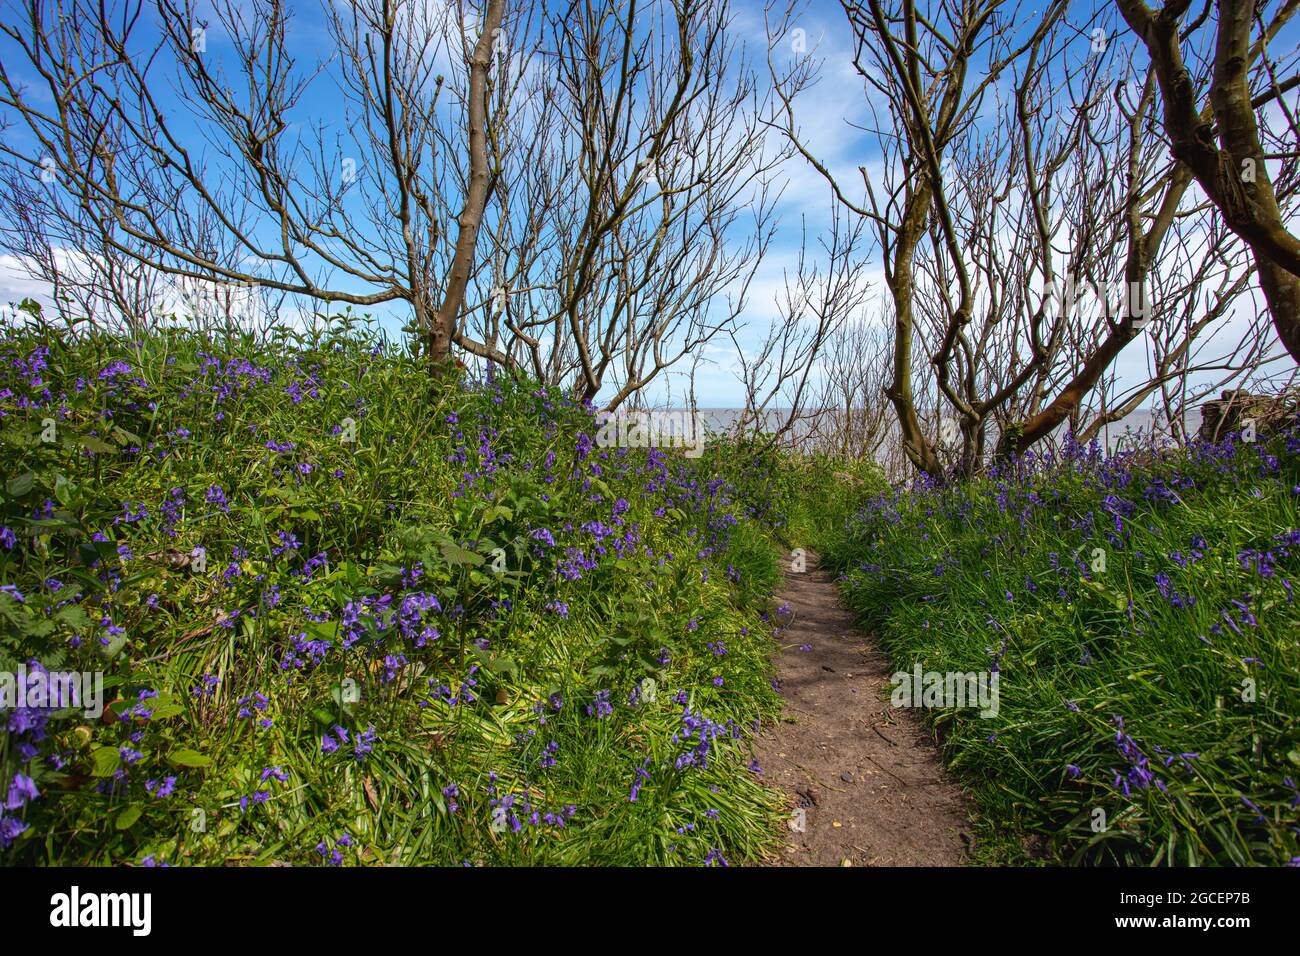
[13,307,1291,868]
[0,316,787,866]
[820,434,1300,866]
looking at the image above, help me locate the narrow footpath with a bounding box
[754,554,972,866]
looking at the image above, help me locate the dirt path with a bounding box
[754,553,972,866]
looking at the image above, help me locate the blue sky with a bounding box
[0,0,1293,408]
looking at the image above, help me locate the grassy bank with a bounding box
[821,432,1300,865]
[8,309,1295,868]
[0,317,788,866]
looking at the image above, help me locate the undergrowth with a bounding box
[0,313,788,866]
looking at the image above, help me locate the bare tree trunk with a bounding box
[428,0,505,366]
[885,181,945,478]
[1116,0,1300,362]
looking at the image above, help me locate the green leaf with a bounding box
[439,540,484,567]
[80,435,118,455]
[115,805,143,831]
[53,474,76,505]
[6,472,35,497]
[99,632,128,660]
[168,748,212,768]
[489,656,520,680]
[54,604,91,628]
[149,702,184,721]
[329,685,359,711]
[306,620,340,642]
[111,425,143,446]
[90,745,121,778]
[26,618,56,638]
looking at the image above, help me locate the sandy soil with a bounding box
[753,552,973,866]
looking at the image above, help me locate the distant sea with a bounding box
[683,406,1206,454]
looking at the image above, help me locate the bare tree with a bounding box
[806,308,894,461]
[731,206,872,451]
[0,0,509,366]
[768,0,1084,476]
[1114,0,1300,362]
[453,0,783,408]
[769,0,1270,478]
